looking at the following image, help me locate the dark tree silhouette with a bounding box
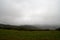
[56,28,60,31]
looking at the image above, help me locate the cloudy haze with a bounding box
[0,0,60,25]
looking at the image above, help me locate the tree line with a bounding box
[0,24,60,31]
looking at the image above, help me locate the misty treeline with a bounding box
[0,24,60,31]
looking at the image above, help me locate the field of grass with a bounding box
[0,29,60,40]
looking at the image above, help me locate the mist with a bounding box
[0,0,60,26]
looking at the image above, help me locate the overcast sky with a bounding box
[0,0,60,25]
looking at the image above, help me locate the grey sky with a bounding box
[0,0,60,25]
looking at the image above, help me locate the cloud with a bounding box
[0,0,60,25]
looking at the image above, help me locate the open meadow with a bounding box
[0,29,60,40]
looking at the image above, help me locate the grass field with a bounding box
[0,29,60,40]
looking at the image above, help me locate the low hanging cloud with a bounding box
[0,0,60,25]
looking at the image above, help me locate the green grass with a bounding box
[0,29,60,40]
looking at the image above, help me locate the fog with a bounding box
[0,0,60,26]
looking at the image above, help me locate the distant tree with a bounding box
[56,28,60,31]
[0,26,1,29]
